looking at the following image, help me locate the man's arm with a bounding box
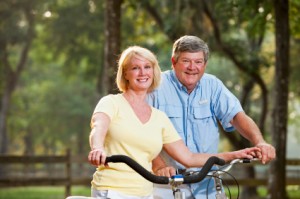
[231,111,276,164]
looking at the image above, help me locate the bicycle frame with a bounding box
[208,158,259,199]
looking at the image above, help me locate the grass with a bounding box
[225,186,300,198]
[0,185,299,199]
[0,186,91,199]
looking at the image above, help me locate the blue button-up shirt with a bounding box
[147,70,243,198]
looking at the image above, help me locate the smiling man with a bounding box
[147,35,276,199]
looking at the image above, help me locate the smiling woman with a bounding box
[88,46,172,199]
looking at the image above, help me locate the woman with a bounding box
[88,46,260,199]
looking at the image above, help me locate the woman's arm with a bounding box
[163,140,260,168]
[88,112,110,166]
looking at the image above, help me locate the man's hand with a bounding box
[256,143,276,164]
[154,166,176,177]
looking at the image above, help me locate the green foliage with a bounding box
[290,0,300,39]
[0,0,30,45]
[7,40,98,154]
[289,0,300,96]
[2,0,300,158]
[121,1,172,69]
[40,0,105,79]
[290,39,300,96]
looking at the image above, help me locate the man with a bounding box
[147,35,276,198]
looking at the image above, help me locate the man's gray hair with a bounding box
[172,35,210,62]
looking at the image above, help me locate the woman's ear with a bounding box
[124,70,128,80]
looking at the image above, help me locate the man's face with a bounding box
[172,51,207,93]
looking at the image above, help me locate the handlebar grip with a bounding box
[106,155,169,184]
[183,156,225,184]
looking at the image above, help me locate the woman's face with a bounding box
[124,55,154,92]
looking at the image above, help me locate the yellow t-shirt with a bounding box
[91,94,181,196]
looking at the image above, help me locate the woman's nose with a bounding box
[138,67,145,75]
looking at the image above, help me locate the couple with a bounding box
[88,35,276,199]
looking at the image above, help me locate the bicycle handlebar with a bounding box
[105,155,225,184]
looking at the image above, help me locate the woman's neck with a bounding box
[123,90,147,104]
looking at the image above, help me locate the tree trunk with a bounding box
[268,0,289,198]
[0,8,34,154]
[100,0,123,95]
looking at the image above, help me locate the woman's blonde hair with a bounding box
[116,46,161,92]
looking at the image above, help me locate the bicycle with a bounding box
[66,155,258,199]
[180,158,260,199]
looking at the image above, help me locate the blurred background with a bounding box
[0,0,299,198]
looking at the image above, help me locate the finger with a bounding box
[93,150,101,166]
[249,151,256,157]
[265,145,276,163]
[162,168,171,177]
[169,168,176,176]
[157,169,166,177]
[256,150,262,159]
[260,146,268,164]
[88,151,96,165]
[100,152,107,165]
[164,171,171,178]
[88,152,92,162]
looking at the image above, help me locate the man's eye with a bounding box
[182,60,190,63]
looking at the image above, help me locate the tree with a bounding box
[101,0,123,95]
[268,0,289,198]
[0,0,36,154]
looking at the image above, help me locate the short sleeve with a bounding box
[93,95,117,120]
[211,77,244,132]
[160,111,182,144]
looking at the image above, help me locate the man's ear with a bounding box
[171,57,176,65]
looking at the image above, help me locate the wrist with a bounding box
[220,152,232,162]
[91,146,104,150]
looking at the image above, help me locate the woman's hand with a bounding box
[230,147,261,161]
[154,166,176,177]
[88,147,107,166]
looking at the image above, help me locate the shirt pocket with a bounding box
[193,104,212,123]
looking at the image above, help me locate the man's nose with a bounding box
[187,60,196,69]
